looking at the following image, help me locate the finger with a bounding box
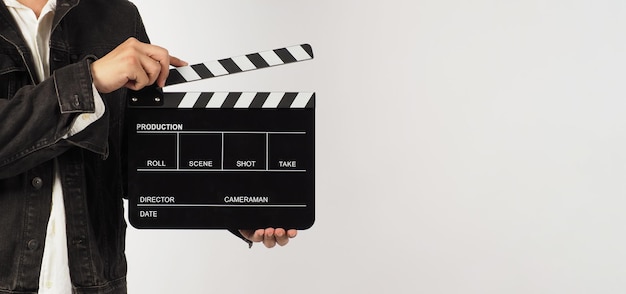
[134,42,170,87]
[126,39,186,88]
[169,55,188,67]
[263,228,276,248]
[154,56,170,88]
[253,229,266,243]
[136,41,169,65]
[138,54,162,86]
[124,68,150,91]
[248,229,264,243]
[287,229,298,238]
[155,55,188,87]
[275,228,290,247]
[119,47,155,90]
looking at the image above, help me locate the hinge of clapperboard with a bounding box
[128,44,314,108]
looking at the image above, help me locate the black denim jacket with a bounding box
[0,0,148,293]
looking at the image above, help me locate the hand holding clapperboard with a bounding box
[126,44,315,230]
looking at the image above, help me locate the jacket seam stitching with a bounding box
[0,138,59,168]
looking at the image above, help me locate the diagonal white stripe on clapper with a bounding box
[259,50,284,66]
[262,92,285,108]
[206,92,229,108]
[178,92,202,108]
[234,92,257,108]
[232,56,257,71]
[290,92,313,108]
[287,45,312,61]
[175,66,202,82]
[204,60,229,77]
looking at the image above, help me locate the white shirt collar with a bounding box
[3,0,57,16]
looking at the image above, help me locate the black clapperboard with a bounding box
[126,44,315,230]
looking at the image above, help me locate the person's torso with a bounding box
[0,0,147,293]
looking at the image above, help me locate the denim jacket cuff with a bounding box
[53,57,96,114]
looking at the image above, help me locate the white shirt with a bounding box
[3,0,106,293]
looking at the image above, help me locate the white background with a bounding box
[126,1,626,293]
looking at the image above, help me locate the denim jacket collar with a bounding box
[51,0,79,34]
[0,0,79,84]
[0,2,36,83]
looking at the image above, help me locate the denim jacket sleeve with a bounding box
[0,58,105,179]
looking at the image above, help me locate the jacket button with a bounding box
[52,55,63,62]
[31,177,43,189]
[27,239,40,250]
[73,94,80,107]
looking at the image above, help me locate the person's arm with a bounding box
[0,40,185,180]
[0,58,98,179]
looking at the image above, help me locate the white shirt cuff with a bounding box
[65,84,106,138]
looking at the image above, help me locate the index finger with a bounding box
[154,55,188,88]
[169,55,188,67]
[137,43,187,87]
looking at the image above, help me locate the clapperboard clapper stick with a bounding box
[126,44,316,230]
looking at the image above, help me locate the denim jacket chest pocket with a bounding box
[0,53,29,100]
